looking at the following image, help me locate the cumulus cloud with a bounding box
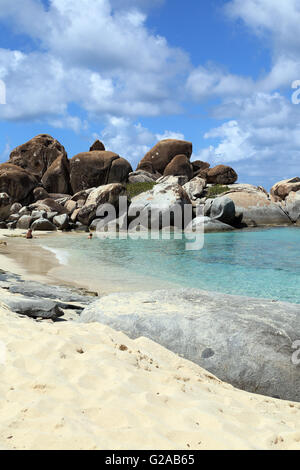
[197,92,300,187]
[0,0,188,123]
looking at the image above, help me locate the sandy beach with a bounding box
[1,300,300,450]
[0,232,299,450]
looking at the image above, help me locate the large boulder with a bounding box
[186,216,234,233]
[80,288,300,402]
[77,183,126,226]
[183,177,206,200]
[2,293,63,320]
[89,140,105,152]
[29,198,67,215]
[128,170,158,184]
[137,139,193,175]
[203,165,238,185]
[70,151,132,193]
[31,218,57,231]
[191,160,210,177]
[209,196,236,225]
[129,182,191,230]
[33,187,50,202]
[9,134,67,181]
[107,157,133,185]
[0,192,11,220]
[163,154,193,180]
[16,215,32,229]
[53,214,69,230]
[284,191,300,222]
[271,178,300,202]
[41,154,71,194]
[224,190,291,226]
[0,163,38,203]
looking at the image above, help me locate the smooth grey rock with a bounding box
[129,182,191,230]
[2,294,64,320]
[183,177,206,200]
[210,196,236,225]
[224,190,292,226]
[80,288,300,402]
[46,211,58,221]
[284,191,300,222]
[31,218,57,231]
[156,175,189,186]
[53,213,69,230]
[31,210,47,221]
[16,215,32,229]
[8,279,96,304]
[128,170,158,184]
[187,216,234,233]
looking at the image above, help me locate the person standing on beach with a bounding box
[26,228,33,239]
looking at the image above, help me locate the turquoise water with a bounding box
[41,227,300,304]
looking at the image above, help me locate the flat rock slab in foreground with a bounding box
[80,289,300,402]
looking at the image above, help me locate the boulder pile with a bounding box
[0,134,299,232]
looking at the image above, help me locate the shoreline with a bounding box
[0,229,181,296]
[1,231,300,449]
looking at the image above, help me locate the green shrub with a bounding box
[206,185,230,198]
[126,182,157,199]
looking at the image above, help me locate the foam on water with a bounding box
[40,227,300,304]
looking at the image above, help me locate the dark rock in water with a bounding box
[0,221,7,228]
[2,295,64,320]
[9,134,67,181]
[80,288,300,402]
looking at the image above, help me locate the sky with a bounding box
[0,0,300,189]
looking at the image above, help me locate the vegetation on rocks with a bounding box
[126,182,156,199]
[206,185,230,198]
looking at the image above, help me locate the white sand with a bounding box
[1,303,300,450]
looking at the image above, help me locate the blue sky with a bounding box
[0,0,300,189]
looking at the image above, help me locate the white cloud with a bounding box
[197,91,300,187]
[156,130,185,141]
[95,116,185,169]
[0,0,189,123]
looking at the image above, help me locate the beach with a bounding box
[2,300,300,450]
[0,231,300,450]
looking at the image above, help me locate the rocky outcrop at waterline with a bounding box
[1,134,300,232]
